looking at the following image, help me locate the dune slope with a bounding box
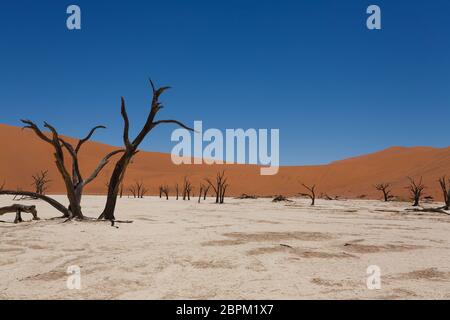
[0,123,449,200]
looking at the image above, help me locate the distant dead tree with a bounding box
[129,185,137,198]
[299,183,316,206]
[375,183,393,202]
[99,80,193,221]
[160,185,170,200]
[129,181,147,198]
[31,170,51,196]
[197,183,210,203]
[175,183,179,200]
[438,176,450,210]
[202,184,210,200]
[407,177,425,207]
[206,171,229,204]
[198,184,203,203]
[182,177,193,200]
[0,121,123,219]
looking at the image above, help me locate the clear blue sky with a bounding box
[0,0,449,165]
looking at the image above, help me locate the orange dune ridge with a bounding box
[0,123,449,200]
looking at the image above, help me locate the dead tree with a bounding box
[137,182,147,198]
[99,80,193,221]
[129,181,147,198]
[206,171,228,204]
[175,183,179,200]
[375,183,393,202]
[220,183,228,204]
[438,176,450,210]
[198,185,203,203]
[299,183,316,206]
[197,183,210,203]
[31,170,51,195]
[1,121,123,219]
[129,185,137,198]
[407,177,425,207]
[182,177,193,200]
[202,184,210,200]
[160,185,169,200]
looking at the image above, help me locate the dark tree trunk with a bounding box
[99,82,193,220]
[100,155,132,220]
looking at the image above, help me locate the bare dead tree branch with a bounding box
[206,171,228,204]
[375,183,393,202]
[299,183,316,206]
[406,177,426,207]
[0,190,69,216]
[182,177,193,200]
[31,170,51,196]
[17,120,121,220]
[160,185,170,200]
[438,176,450,210]
[100,80,194,221]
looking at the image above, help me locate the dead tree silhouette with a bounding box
[202,184,210,200]
[206,171,229,204]
[407,177,425,207]
[99,80,193,221]
[129,181,147,198]
[299,183,316,206]
[0,121,123,219]
[375,183,393,202]
[438,176,450,210]
[182,177,193,200]
[198,184,203,203]
[175,183,179,200]
[160,185,170,200]
[31,170,51,196]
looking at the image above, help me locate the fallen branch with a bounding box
[0,204,39,223]
[405,207,450,215]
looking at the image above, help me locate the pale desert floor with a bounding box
[0,195,449,300]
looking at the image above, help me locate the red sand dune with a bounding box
[0,123,449,201]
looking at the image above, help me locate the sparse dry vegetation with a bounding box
[407,177,426,207]
[375,183,393,202]
[182,177,193,200]
[300,183,316,206]
[272,195,292,203]
[31,170,51,196]
[129,181,148,198]
[206,171,228,204]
